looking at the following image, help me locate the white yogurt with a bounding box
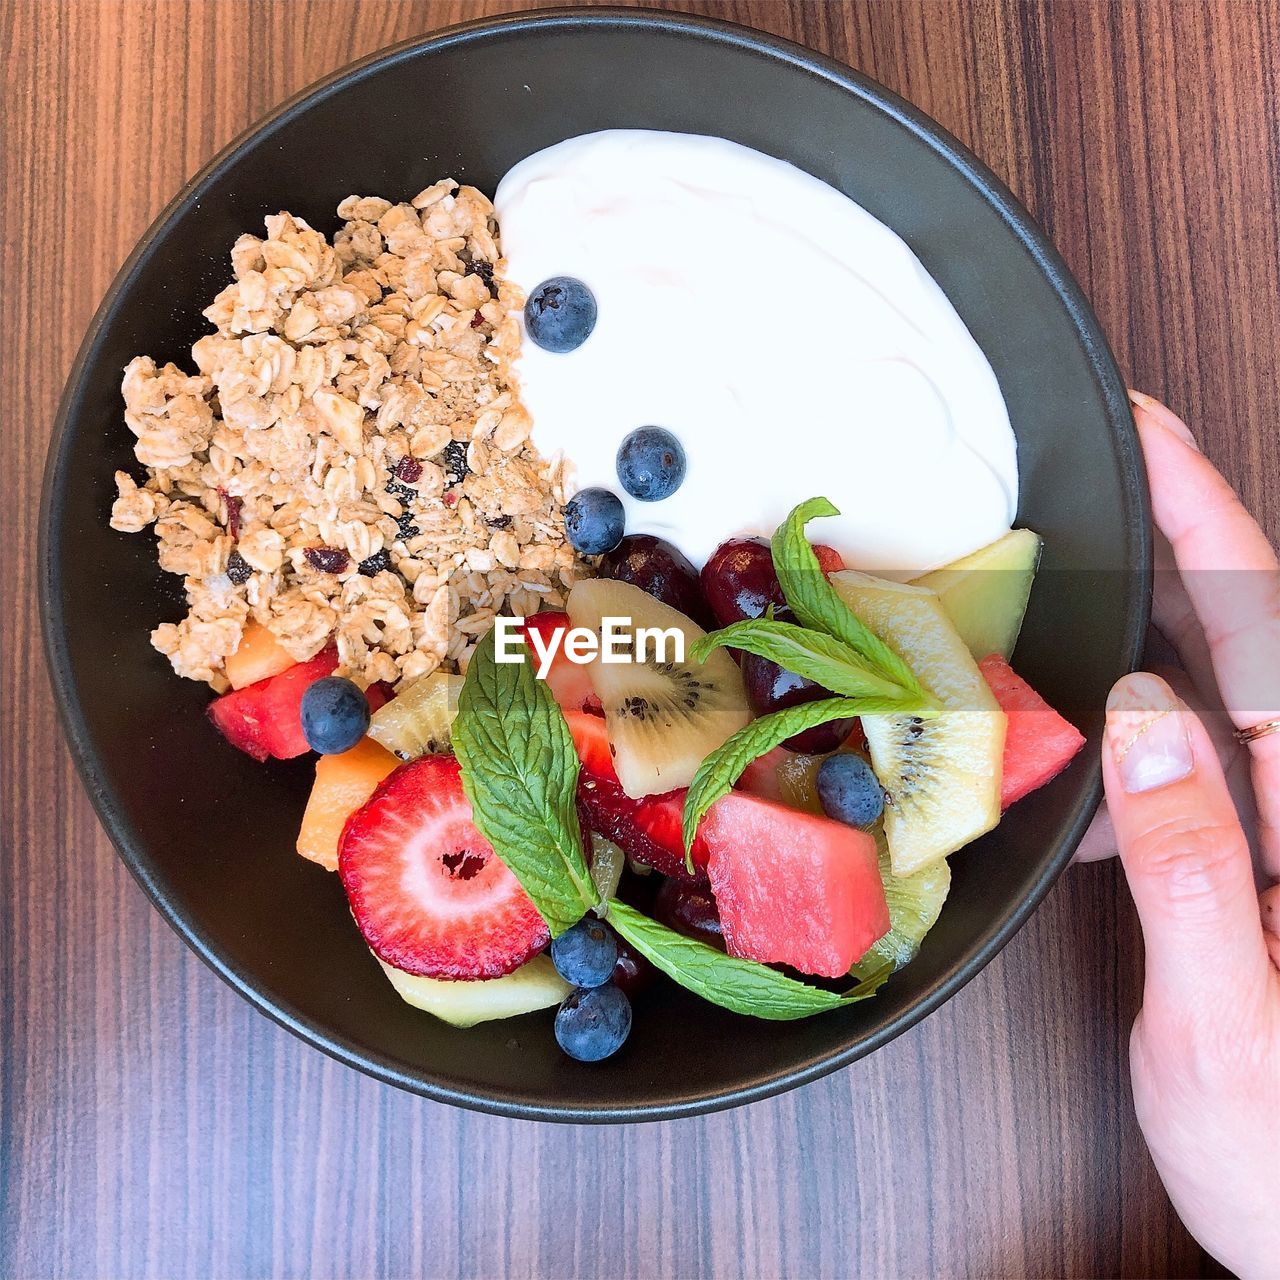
[494,130,1017,574]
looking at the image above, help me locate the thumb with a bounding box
[1103,672,1272,1013]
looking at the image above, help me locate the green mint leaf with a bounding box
[607,901,892,1020]
[689,618,910,701]
[771,497,931,704]
[681,695,917,858]
[452,627,596,937]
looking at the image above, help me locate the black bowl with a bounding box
[40,8,1150,1121]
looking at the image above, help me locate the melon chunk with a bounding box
[208,648,338,761]
[296,737,397,870]
[701,791,889,978]
[911,528,1042,661]
[377,954,571,1028]
[225,620,297,690]
[979,655,1086,808]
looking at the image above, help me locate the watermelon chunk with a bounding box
[980,654,1087,808]
[700,792,889,978]
[208,648,339,761]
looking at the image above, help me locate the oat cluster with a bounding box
[110,182,580,692]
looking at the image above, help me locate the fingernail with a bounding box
[1106,672,1195,793]
[1128,389,1199,450]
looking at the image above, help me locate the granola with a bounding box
[111,181,580,693]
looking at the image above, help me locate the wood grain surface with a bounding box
[3,2,1277,1277]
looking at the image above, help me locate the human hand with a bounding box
[1094,394,1280,1276]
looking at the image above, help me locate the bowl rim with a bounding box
[39,5,1152,1123]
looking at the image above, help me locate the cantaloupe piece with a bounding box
[296,738,398,871]
[225,620,296,690]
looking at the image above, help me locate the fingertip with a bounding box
[1129,390,1199,450]
[1103,677,1269,1004]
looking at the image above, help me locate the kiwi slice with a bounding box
[377,954,569,1028]
[911,528,1042,661]
[567,579,751,798]
[830,571,1006,875]
[850,827,951,980]
[368,670,463,760]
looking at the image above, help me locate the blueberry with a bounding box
[563,488,625,555]
[551,919,619,988]
[554,984,632,1062]
[816,754,885,829]
[616,427,686,502]
[299,676,371,755]
[524,276,597,353]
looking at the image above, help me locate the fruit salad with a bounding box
[198,494,1084,1063]
[109,135,1088,1064]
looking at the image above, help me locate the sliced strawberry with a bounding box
[980,654,1086,808]
[521,610,602,714]
[629,792,702,869]
[701,791,889,978]
[565,711,709,879]
[579,777,708,880]
[338,754,549,978]
[566,707,617,777]
[811,543,846,574]
[208,647,338,761]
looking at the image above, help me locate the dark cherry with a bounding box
[653,878,723,947]
[699,537,785,628]
[610,937,656,995]
[700,536,849,627]
[598,534,713,628]
[740,604,858,753]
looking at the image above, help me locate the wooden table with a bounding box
[5,2,1277,1276]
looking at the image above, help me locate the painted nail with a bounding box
[1106,672,1195,793]
[1128,390,1199,450]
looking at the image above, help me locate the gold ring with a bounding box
[1235,719,1280,745]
